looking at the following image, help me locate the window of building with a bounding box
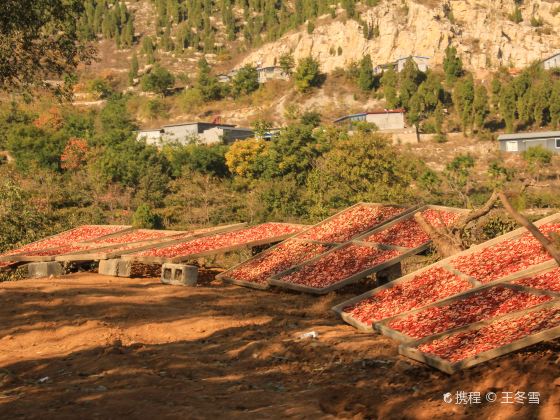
[555,138,560,149]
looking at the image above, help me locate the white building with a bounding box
[136,129,164,146]
[256,66,289,83]
[374,56,430,75]
[201,127,255,144]
[543,52,560,70]
[137,122,255,147]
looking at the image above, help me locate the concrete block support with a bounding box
[98,259,119,276]
[98,259,132,277]
[27,262,63,278]
[161,263,198,286]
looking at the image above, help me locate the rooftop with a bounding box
[543,52,560,62]
[498,131,560,141]
[162,122,236,128]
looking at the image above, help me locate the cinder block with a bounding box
[27,262,63,278]
[161,263,198,286]
[117,260,132,277]
[98,259,119,276]
[98,259,132,277]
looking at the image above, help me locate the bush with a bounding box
[294,56,322,92]
[132,204,162,229]
[179,88,205,113]
[141,65,175,95]
[230,65,259,98]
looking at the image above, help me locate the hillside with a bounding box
[75,0,560,126]
[85,1,560,77]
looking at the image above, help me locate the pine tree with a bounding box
[443,45,463,83]
[196,58,221,100]
[473,84,490,131]
[129,52,139,85]
[551,80,560,129]
[452,75,475,133]
[122,18,134,47]
[357,55,374,92]
[381,67,400,108]
[399,58,424,109]
[499,83,517,133]
[294,56,321,92]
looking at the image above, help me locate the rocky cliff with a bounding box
[241,0,560,74]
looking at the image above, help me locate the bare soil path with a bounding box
[0,272,558,419]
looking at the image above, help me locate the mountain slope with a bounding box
[241,0,560,75]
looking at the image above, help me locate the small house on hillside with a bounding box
[374,56,430,75]
[137,121,255,146]
[498,131,560,153]
[137,128,164,146]
[334,109,406,131]
[543,52,560,70]
[395,56,430,73]
[162,122,236,144]
[256,66,288,83]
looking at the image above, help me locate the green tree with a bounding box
[399,58,424,109]
[443,45,463,83]
[300,111,322,127]
[0,177,49,253]
[141,65,175,96]
[551,80,560,129]
[444,154,476,206]
[509,6,523,23]
[0,0,95,96]
[279,53,295,76]
[266,124,324,183]
[357,55,375,92]
[128,52,139,85]
[142,36,156,64]
[7,125,67,171]
[307,131,417,209]
[452,75,475,133]
[231,65,259,97]
[499,83,517,133]
[196,58,221,100]
[294,56,321,92]
[472,84,490,131]
[132,203,162,228]
[381,67,400,108]
[522,146,552,183]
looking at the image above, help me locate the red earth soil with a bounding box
[0,272,558,419]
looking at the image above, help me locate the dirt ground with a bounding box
[0,270,559,419]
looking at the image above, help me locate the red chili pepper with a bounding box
[417,307,560,362]
[388,286,551,339]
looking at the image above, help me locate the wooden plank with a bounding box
[334,212,560,331]
[269,242,425,295]
[76,228,186,244]
[398,299,560,374]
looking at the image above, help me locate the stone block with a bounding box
[27,262,63,278]
[98,259,132,277]
[161,263,198,286]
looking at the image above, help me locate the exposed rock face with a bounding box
[242,0,560,74]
